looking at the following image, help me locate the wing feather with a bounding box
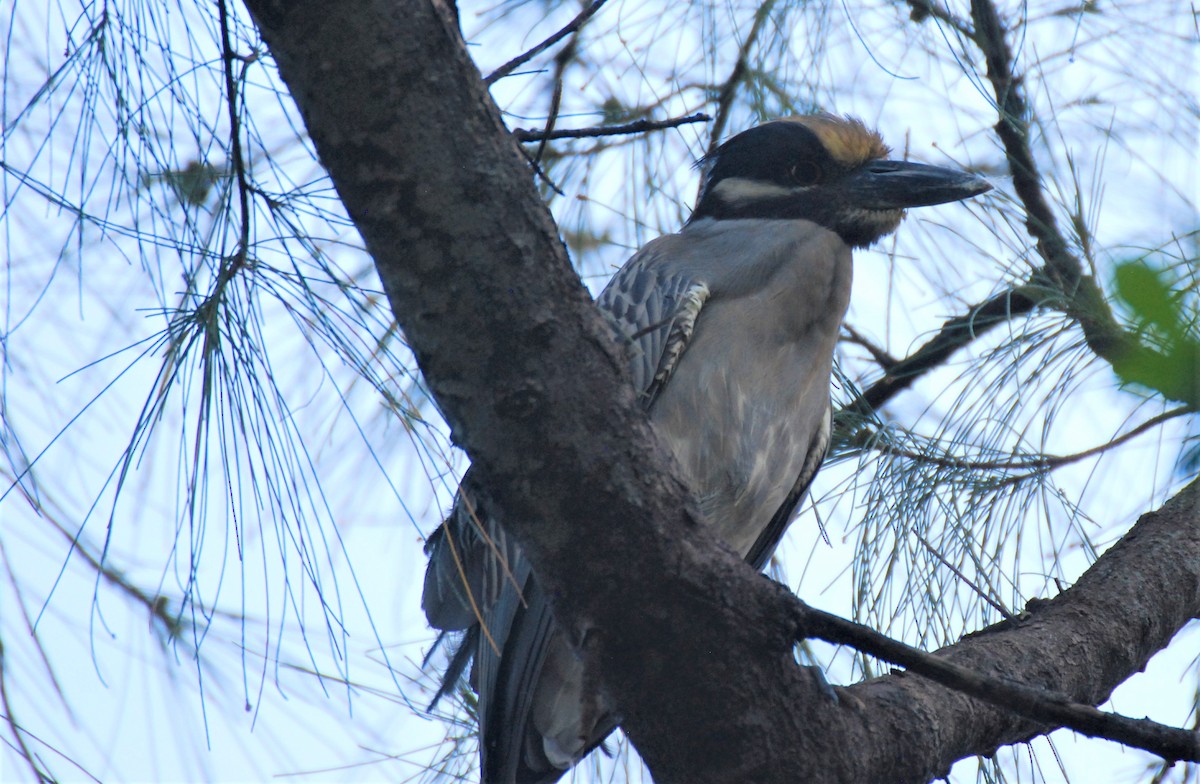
[596,246,710,409]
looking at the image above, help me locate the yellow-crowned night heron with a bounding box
[422,114,991,784]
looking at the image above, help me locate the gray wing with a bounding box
[422,474,563,782]
[595,245,710,409]
[424,478,618,783]
[422,472,523,635]
[599,236,824,571]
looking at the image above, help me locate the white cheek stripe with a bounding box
[711,177,797,202]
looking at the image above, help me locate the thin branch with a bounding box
[914,532,1014,620]
[841,323,900,371]
[0,643,56,783]
[969,0,1076,292]
[512,113,710,143]
[797,601,1200,763]
[866,406,1191,475]
[847,285,1040,415]
[705,0,776,157]
[844,0,1194,417]
[513,35,576,195]
[516,144,566,197]
[218,0,251,265]
[484,0,610,86]
[24,499,188,640]
[531,30,578,170]
[967,0,1188,407]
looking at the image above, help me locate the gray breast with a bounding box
[640,218,852,554]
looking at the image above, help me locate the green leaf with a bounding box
[1110,260,1200,407]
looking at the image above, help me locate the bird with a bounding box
[421,113,991,784]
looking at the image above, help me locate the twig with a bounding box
[484,0,610,86]
[516,144,565,197]
[845,0,1194,417]
[705,0,776,158]
[795,601,1200,763]
[914,532,1013,619]
[218,0,251,268]
[531,32,577,169]
[512,113,710,143]
[967,0,1185,406]
[970,0,1075,292]
[847,285,1041,415]
[864,406,1190,475]
[0,642,59,783]
[841,324,900,371]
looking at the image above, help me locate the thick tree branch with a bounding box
[795,476,1200,780]
[242,1,1200,781]
[240,2,819,781]
[802,596,1199,762]
[796,518,1200,758]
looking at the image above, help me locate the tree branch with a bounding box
[968,0,1191,408]
[801,604,1200,763]
[484,0,610,85]
[848,284,1040,414]
[852,406,1191,476]
[841,323,900,371]
[905,0,974,37]
[852,475,1200,776]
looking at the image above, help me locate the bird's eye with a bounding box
[787,161,821,185]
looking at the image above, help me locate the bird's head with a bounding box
[690,114,991,247]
